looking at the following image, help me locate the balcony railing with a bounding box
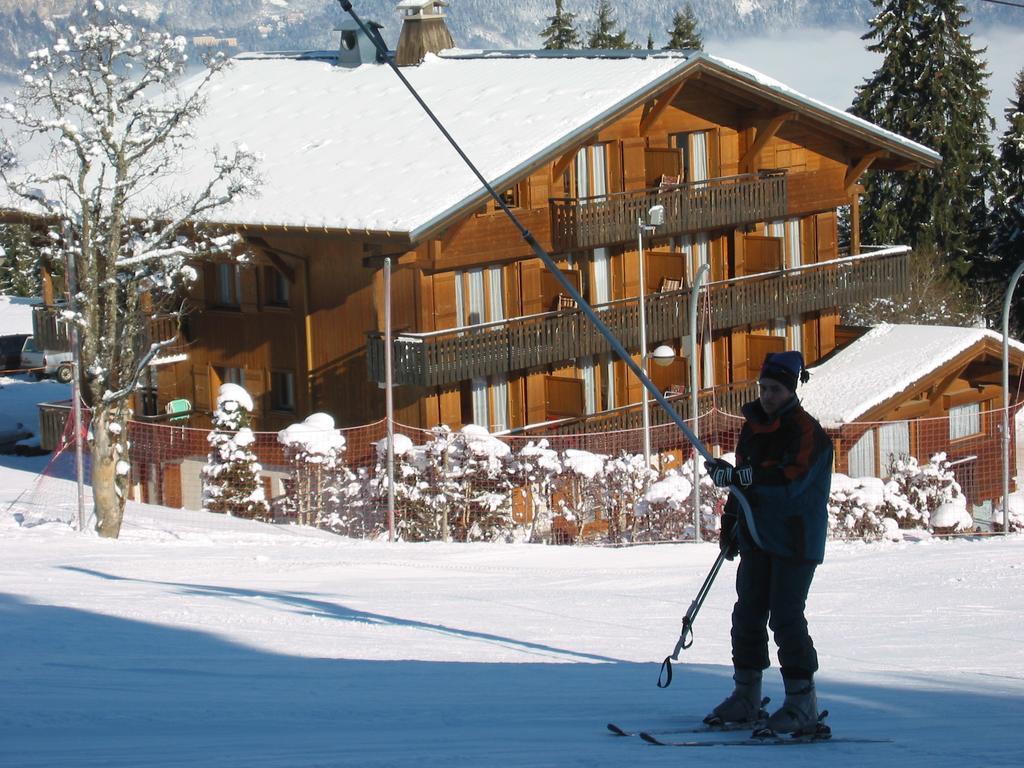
[550,170,788,252]
[31,303,185,358]
[367,247,911,388]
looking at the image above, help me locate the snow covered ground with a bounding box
[1,460,1023,766]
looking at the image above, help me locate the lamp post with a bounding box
[1001,260,1024,536]
[383,255,396,542]
[689,262,710,543]
[638,205,665,467]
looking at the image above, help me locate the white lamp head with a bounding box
[647,204,666,227]
[652,344,676,367]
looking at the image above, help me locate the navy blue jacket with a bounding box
[725,397,833,564]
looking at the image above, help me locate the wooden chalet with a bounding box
[800,324,1024,512]
[14,3,944,441]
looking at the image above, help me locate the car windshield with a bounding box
[23,338,38,352]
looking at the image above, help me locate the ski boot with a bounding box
[703,668,767,726]
[763,677,818,735]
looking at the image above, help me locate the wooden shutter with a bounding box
[433,272,459,330]
[540,268,581,311]
[816,212,837,262]
[746,334,786,374]
[645,147,682,188]
[244,368,267,414]
[192,366,211,411]
[240,267,258,312]
[545,375,585,418]
[740,235,783,275]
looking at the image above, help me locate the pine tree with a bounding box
[646,32,655,50]
[850,0,995,275]
[665,4,704,50]
[586,0,634,50]
[540,0,580,50]
[202,384,269,520]
[0,224,39,296]
[988,71,1024,334]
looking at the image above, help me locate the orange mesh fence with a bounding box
[20,401,1024,539]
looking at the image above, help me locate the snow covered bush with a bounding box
[827,474,889,541]
[508,439,563,543]
[278,413,363,534]
[634,470,693,542]
[456,425,515,542]
[202,384,268,520]
[601,451,657,543]
[883,453,964,531]
[992,493,1024,533]
[368,431,432,541]
[554,449,607,544]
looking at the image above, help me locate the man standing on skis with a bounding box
[704,350,833,735]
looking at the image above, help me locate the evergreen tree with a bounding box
[988,71,1024,334]
[202,384,269,520]
[0,224,39,296]
[540,0,580,50]
[665,4,704,50]
[647,32,655,50]
[586,0,634,50]
[850,0,995,275]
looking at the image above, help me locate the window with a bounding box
[454,266,509,431]
[216,263,241,307]
[950,402,982,440]
[271,370,296,412]
[213,365,245,388]
[265,268,289,307]
[847,421,911,477]
[563,144,609,200]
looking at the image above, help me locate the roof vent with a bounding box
[395,0,455,67]
[336,18,387,67]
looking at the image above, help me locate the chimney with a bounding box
[336,18,387,67]
[395,0,455,67]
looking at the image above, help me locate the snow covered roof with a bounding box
[1,49,941,241]
[799,324,1024,427]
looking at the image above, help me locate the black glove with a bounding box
[707,459,753,488]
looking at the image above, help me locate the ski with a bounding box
[607,697,771,737]
[638,729,890,748]
[607,721,754,737]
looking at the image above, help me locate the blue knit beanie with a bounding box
[760,351,809,392]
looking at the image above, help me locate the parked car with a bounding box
[0,333,30,371]
[20,337,74,383]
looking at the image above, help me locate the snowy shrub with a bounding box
[369,431,434,541]
[883,453,964,531]
[278,413,364,535]
[634,470,693,542]
[827,474,889,541]
[991,493,1024,533]
[457,425,515,542]
[601,451,658,543]
[202,384,269,520]
[509,439,563,543]
[554,449,607,544]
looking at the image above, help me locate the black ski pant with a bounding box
[730,547,818,680]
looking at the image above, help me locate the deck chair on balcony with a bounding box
[658,277,683,293]
[658,174,681,191]
[555,293,577,311]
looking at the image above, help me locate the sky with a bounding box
[708,25,1022,139]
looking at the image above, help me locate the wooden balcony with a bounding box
[367,247,911,388]
[31,303,185,359]
[550,170,788,252]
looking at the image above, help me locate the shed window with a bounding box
[848,429,875,478]
[950,403,981,440]
[271,370,296,412]
[216,263,241,307]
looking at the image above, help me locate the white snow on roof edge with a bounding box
[800,324,1024,427]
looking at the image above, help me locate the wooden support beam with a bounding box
[638,79,686,136]
[740,111,796,172]
[551,139,592,185]
[844,151,885,192]
[927,363,970,406]
[246,236,297,283]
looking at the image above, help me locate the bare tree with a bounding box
[0,3,259,538]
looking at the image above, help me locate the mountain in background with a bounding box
[0,0,1020,76]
